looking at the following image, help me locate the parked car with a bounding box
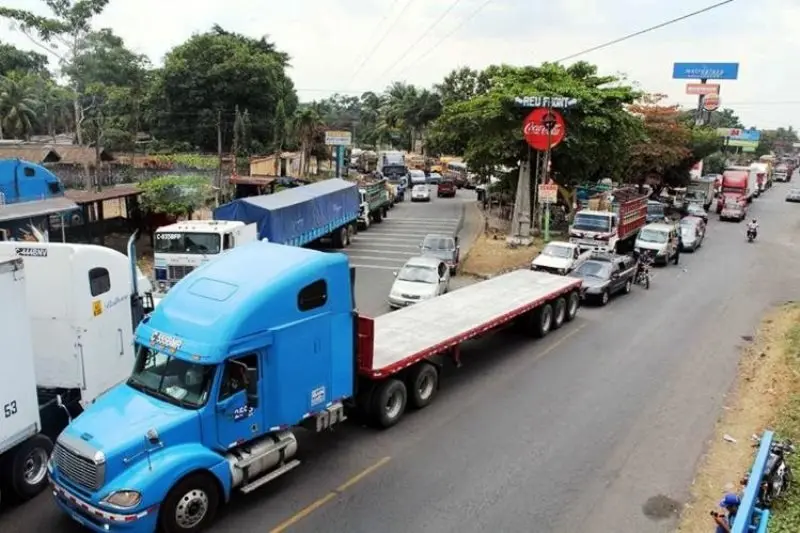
[411,184,431,202]
[427,172,443,185]
[679,217,704,252]
[786,187,800,202]
[568,252,637,306]
[634,222,680,265]
[388,256,450,308]
[685,202,708,222]
[531,241,592,275]
[419,233,459,273]
[409,169,427,186]
[437,179,456,197]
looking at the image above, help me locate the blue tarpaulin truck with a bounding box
[152,178,361,297]
[48,242,582,533]
[214,177,361,248]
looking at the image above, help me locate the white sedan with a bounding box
[530,241,592,275]
[388,256,450,309]
[410,184,431,202]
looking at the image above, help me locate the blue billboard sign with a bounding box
[672,62,739,80]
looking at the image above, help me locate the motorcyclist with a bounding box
[747,218,758,237]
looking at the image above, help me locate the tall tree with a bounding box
[0,41,48,77]
[0,71,39,139]
[0,0,110,144]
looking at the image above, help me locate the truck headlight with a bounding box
[157,281,168,291]
[104,490,142,509]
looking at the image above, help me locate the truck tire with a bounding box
[407,363,438,409]
[333,227,347,249]
[374,210,383,223]
[551,297,566,329]
[382,206,389,218]
[6,434,53,501]
[159,473,220,533]
[371,379,407,428]
[532,304,553,338]
[565,291,580,322]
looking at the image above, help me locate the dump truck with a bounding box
[49,242,583,533]
[569,187,648,253]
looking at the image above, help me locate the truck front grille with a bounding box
[168,265,194,281]
[53,442,105,491]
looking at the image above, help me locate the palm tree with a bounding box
[293,107,322,176]
[0,72,39,140]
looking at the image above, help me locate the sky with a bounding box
[2,0,798,130]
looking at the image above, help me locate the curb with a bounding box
[456,201,485,276]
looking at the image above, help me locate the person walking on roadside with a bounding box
[712,493,740,533]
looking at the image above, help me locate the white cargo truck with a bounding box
[0,240,154,504]
[152,220,258,297]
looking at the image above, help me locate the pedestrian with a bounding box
[673,229,681,264]
[711,493,740,533]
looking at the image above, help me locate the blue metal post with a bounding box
[336,146,344,178]
[732,430,774,533]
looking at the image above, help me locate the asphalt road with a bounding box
[348,185,475,317]
[4,181,800,533]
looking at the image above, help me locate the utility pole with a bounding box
[216,109,223,206]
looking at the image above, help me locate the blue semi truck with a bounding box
[47,241,582,533]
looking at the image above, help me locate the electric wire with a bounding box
[345,0,418,89]
[552,0,736,63]
[368,0,467,85]
[393,0,495,78]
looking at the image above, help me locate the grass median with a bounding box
[460,231,544,278]
[677,303,800,533]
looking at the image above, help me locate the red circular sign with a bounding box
[703,94,720,111]
[523,108,566,151]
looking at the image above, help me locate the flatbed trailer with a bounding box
[355,269,582,426]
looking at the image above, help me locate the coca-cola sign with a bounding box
[523,108,566,151]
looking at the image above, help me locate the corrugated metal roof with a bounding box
[0,145,61,163]
[0,197,79,223]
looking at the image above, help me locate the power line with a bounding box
[394,0,495,78]
[369,0,467,85]
[552,0,736,63]
[345,0,419,89]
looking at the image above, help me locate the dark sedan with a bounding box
[568,253,637,306]
[419,234,460,273]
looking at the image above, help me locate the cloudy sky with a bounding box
[3,0,798,129]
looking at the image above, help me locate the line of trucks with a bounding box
[1,237,584,532]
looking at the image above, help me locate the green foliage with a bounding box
[704,152,728,174]
[146,25,296,152]
[0,41,48,77]
[137,175,212,217]
[769,321,800,532]
[150,154,220,170]
[427,62,644,186]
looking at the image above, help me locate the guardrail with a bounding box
[732,430,773,533]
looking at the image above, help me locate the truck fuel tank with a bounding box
[225,430,298,491]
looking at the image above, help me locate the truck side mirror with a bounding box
[246,368,259,408]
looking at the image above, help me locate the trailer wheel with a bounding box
[565,291,580,322]
[374,210,383,223]
[532,303,553,338]
[159,472,220,533]
[551,297,566,330]
[348,223,356,239]
[332,227,347,249]
[372,379,407,428]
[6,434,53,501]
[382,206,389,219]
[407,363,438,409]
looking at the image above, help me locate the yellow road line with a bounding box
[269,456,392,533]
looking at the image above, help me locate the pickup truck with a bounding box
[530,241,592,275]
[48,242,582,533]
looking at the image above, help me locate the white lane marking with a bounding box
[346,248,412,255]
[345,254,407,263]
[350,242,420,250]
[353,235,425,242]
[361,230,453,237]
[384,218,461,223]
[351,264,398,270]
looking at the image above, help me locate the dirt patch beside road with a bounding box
[460,231,541,278]
[677,304,800,533]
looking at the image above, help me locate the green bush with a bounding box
[137,175,213,217]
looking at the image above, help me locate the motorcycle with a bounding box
[745,437,795,508]
[747,227,757,242]
[634,252,653,289]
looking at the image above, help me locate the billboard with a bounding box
[717,128,760,151]
[672,62,739,80]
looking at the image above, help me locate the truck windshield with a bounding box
[573,213,611,232]
[647,203,664,215]
[154,232,221,255]
[127,346,215,409]
[638,229,668,243]
[383,165,408,178]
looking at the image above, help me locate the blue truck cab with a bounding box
[48,242,357,533]
[0,159,65,204]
